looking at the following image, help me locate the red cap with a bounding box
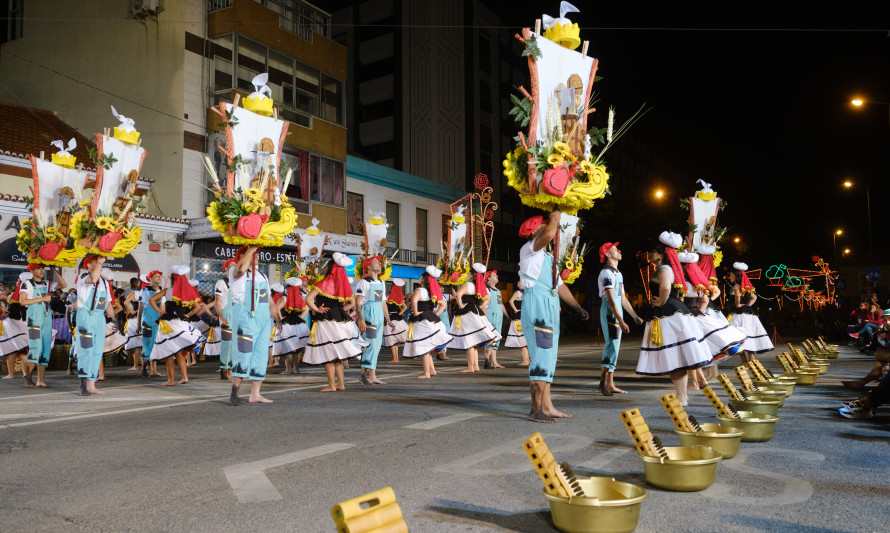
[599,242,619,263]
[362,255,383,271]
[81,254,101,270]
[519,216,546,238]
[26,263,44,272]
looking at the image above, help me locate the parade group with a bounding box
[0,4,779,422]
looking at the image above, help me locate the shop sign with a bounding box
[192,241,297,265]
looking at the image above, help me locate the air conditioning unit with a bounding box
[132,0,164,18]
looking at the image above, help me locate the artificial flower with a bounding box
[578,160,595,175]
[243,200,260,213]
[95,216,117,230]
[245,187,263,202]
[547,153,564,166]
[552,141,571,155]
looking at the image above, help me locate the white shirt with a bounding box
[214,279,230,309]
[228,268,268,305]
[598,266,623,298]
[658,264,674,286]
[354,277,385,303]
[514,290,524,302]
[75,272,109,309]
[20,279,56,300]
[416,287,431,301]
[518,241,563,289]
[464,282,477,295]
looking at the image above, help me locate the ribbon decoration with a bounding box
[110,105,136,132]
[250,72,272,99]
[51,138,77,156]
[649,318,663,346]
[541,1,580,28]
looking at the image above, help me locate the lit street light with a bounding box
[842,180,872,263]
[654,189,664,199]
[833,229,843,264]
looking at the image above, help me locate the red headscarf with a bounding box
[475,271,488,299]
[426,267,444,304]
[663,247,687,296]
[698,254,718,284]
[171,267,201,307]
[81,254,100,271]
[315,258,353,301]
[26,263,43,272]
[285,279,306,311]
[388,283,404,305]
[685,262,710,295]
[740,270,755,293]
[9,273,29,303]
[222,258,237,274]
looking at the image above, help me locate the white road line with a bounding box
[578,446,633,472]
[224,443,355,503]
[403,412,483,430]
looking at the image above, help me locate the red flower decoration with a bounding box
[560,268,571,280]
[450,271,461,282]
[542,166,570,197]
[484,208,494,220]
[473,173,489,190]
[237,213,264,239]
[37,242,60,261]
[98,231,122,253]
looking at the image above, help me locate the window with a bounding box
[212,35,233,92]
[385,201,400,250]
[1,0,23,43]
[347,192,364,235]
[252,0,332,41]
[319,73,343,124]
[415,208,428,254]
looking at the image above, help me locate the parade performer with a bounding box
[637,232,712,406]
[74,254,113,396]
[504,289,530,366]
[215,258,237,380]
[450,263,501,373]
[436,289,452,361]
[519,212,589,423]
[272,277,310,374]
[402,266,452,378]
[597,242,643,396]
[1,281,29,379]
[728,262,774,363]
[20,263,66,387]
[483,270,507,369]
[382,278,409,363]
[149,267,202,386]
[199,295,222,362]
[122,277,143,371]
[304,253,362,391]
[354,212,394,385]
[137,270,164,378]
[101,269,126,362]
[227,246,276,405]
[270,283,286,369]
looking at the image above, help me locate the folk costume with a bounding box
[151,267,202,361]
[101,269,126,358]
[356,261,387,371]
[504,290,527,348]
[729,262,774,354]
[140,271,164,362]
[228,258,273,381]
[680,252,745,362]
[382,279,409,348]
[216,258,236,373]
[484,270,504,352]
[21,264,59,368]
[636,232,712,377]
[303,253,362,365]
[272,277,310,355]
[597,243,626,373]
[75,256,113,383]
[449,263,501,350]
[403,266,452,358]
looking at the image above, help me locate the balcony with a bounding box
[385,248,438,267]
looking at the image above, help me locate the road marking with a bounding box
[578,445,634,472]
[224,443,355,503]
[403,413,483,430]
[703,448,825,505]
[435,433,592,475]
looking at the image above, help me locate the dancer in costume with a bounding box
[75,255,113,396]
[21,264,66,387]
[148,267,202,386]
[519,213,589,423]
[637,233,712,406]
[356,255,393,386]
[122,277,143,371]
[273,277,310,374]
[102,269,126,364]
[504,289,530,366]
[304,253,362,391]
[450,263,501,373]
[227,246,276,405]
[137,270,165,378]
[215,258,236,380]
[436,289,452,361]
[199,295,222,362]
[269,283,286,369]
[597,242,643,396]
[483,270,507,369]
[403,266,452,378]
[681,251,745,388]
[728,262,774,363]
[382,278,409,363]
[1,275,29,380]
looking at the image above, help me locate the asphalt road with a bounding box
[0,336,886,533]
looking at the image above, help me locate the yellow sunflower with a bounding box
[578,160,595,175]
[78,200,91,208]
[44,226,58,238]
[95,216,117,230]
[245,188,263,202]
[547,153,564,166]
[243,200,260,213]
[552,141,571,155]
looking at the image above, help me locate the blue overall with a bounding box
[231,273,272,381]
[486,288,504,350]
[219,281,235,371]
[141,287,161,361]
[438,295,451,331]
[600,270,623,371]
[521,252,560,383]
[26,281,53,366]
[360,278,386,370]
[76,279,109,381]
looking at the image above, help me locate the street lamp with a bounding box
[842,180,872,263]
[654,189,664,199]
[850,98,890,128]
[833,229,843,264]
[843,248,851,259]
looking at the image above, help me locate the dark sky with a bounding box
[495,4,890,269]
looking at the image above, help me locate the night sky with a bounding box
[494,4,890,271]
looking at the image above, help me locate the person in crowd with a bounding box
[355,255,393,386]
[727,262,774,363]
[450,263,501,373]
[839,321,890,419]
[215,258,236,380]
[74,255,113,396]
[1,274,29,380]
[504,289,530,366]
[137,270,165,378]
[402,266,452,378]
[51,288,71,345]
[148,267,203,386]
[122,277,143,370]
[21,264,66,387]
[382,278,409,363]
[483,270,507,369]
[843,308,890,391]
[597,242,643,396]
[273,276,310,374]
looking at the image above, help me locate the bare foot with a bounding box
[87,388,106,395]
[336,385,345,391]
[179,379,189,385]
[493,363,505,368]
[437,354,450,361]
[2,375,13,379]
[386,360,399,363]
[371,378,386,385]
[319,386,337,392]
[416,374,431,379]
[360,375,372,387]
[149,372,164,377]
[431,370,437,376]
[128,366,139,370]
[529,411,556,423]
[459,368,475,373]
[248,395,273,403]
[543,409,572,418]
[518,362,530,367]
[687,383,700,390]
[609,387,628,394]
[36,382,49,388]
[162,381,175,387]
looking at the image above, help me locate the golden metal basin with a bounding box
[717,411,779,442]
[746,390,786,407]
[675,423,744,459]
[639,446,722,491]
[543,476,648,533]
[793,370,819,385]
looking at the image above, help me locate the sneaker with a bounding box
[841,398,863,409]
[839,404,874,419]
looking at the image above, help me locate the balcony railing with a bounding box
[207,0,233,11]
[385,248,438,267]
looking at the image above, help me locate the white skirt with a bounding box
[637,311,712,375]
[151,319,201,360]
[448,311,500,350]
[104,322,126,356]
[272,322,310,355]
[504,319,527,348]
[203,326,222,356]
[346,320,369,350]
[123,317,142,351]
[695,313,746,359]
[730,312,774,354]
[0,318,27,356]
[304,320,362,365]
[382,319,408,347]
[403,320,452,358]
